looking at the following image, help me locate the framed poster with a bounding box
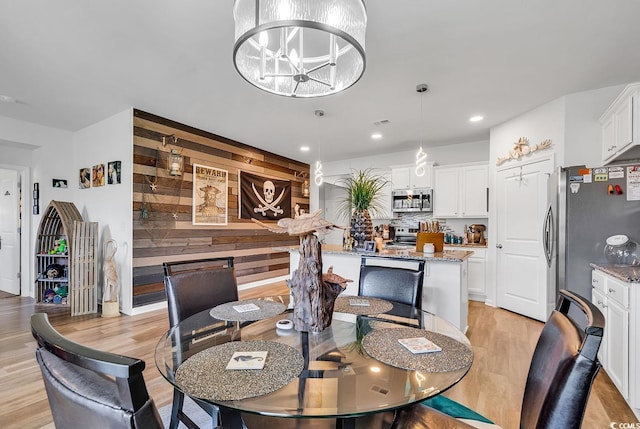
[192,164,228,225]
[108,161,121,184]
[79,168,91,189]
[239,171,291,220]
[92,164,105,187]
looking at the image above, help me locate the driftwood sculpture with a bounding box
[102,239,120,318]
[496,137,552,165]
[253,210,347,332]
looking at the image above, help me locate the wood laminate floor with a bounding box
[0,284,637,429]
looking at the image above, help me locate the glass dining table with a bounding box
[155,295,473,429]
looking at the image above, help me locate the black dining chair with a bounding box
[163,257,239,429]
[358,256,425,326]
[31,313,163,429]
[391,289,605,429]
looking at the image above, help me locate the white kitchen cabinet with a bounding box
[600,82,640,164]
[591,269,634,411]
[433,163,488,218]
[391,164,433,191]
[445,246,486,302]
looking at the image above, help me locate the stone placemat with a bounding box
[209,299,286,322]
[333,296,394,315]
[362,327,473,372]
[175,340,304,401]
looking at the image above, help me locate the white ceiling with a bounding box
[1,0,640,163]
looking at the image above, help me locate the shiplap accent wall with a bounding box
[132,110,308,306]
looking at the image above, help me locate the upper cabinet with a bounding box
[600,83,640,164]
[434,163,489,218]
[391,164,433,190]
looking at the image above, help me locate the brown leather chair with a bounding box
[391,289,605,429]
[31,313,163,429]
[163,257,239,429]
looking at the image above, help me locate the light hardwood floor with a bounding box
[0,284,637,429]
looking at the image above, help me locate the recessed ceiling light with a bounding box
[0,94,17,104]
[300,146,310,152]
[371,133,382,140]
[469,115,484,122]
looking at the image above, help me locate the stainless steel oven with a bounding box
[391,188,433,213]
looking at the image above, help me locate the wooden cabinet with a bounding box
[35,201,98,316]
[600,83,640,164]
[434,163,488,218]
[591,269,632,403]
[391,164,433,190]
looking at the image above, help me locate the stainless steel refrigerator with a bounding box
[550,164,640,299]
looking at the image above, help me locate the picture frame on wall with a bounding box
[79,168,91,189]
[52,179,68,188]
[192,163,228,225]
[92,164,105,187]
[108,161,121,184]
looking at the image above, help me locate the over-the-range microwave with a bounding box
[391,188,433,212]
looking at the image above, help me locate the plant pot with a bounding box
[350,209,373,249]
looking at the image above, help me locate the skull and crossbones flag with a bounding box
[239,171,291,220]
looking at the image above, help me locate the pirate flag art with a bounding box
[240,171,291,220]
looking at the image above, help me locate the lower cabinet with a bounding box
[445,246,486,302]
[591,269,635,416]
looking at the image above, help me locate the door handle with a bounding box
[496,244,502,249]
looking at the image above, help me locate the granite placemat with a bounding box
[209,299,286,322]
[333,296,394,315]
[175,340,304,401]
[362,327,473,372]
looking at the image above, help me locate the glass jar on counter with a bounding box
[604,235,639,266]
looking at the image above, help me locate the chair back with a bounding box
[31,313,163,429]
[359,256,425,310]
[163,257,238,327]
[520,289,605,429]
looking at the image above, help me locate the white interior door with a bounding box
[0,169,20,295]
[496,159,553,321]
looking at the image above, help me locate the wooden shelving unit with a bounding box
[35,201,98,315]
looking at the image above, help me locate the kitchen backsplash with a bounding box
[376,213,488,238]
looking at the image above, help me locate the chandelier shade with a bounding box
[233,0,367,97]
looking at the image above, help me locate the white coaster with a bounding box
[226,351,268,370]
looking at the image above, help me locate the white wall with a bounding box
[72,108,133,313]
[563,84,626,168]
[0,116,74,297]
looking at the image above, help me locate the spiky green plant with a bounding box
[337,168,388,221]
[337,169,388,248]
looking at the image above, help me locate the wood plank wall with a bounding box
[132,110,308,307]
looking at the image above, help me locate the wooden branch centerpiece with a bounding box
[252,210,350,332]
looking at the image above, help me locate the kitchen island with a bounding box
[277,244,473,332]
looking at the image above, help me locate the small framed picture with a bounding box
[52,179,68,188]
[108,161,121,184]
[363,241,376,252]
[79,168,91,189]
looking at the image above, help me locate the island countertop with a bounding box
[274,244,474,262]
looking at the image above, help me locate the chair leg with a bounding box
[169,389,184,429]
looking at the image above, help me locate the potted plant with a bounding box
[337,168,388,249]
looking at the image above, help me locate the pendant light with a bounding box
[233,0,367,98]
[314,109,324,185]
[415,83,428,177]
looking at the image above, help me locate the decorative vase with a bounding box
[350,209,373,249]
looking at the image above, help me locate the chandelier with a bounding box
[233,0,367,97]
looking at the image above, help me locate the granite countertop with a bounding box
[590,263,640,283]
[444,243,488,249]
[275,244,474,262]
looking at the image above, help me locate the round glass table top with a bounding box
[155,295,472,419]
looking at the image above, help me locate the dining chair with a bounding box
[391,289,605,429]
[31,313,163,429]
[163,257,239,429]
[359,256,425,326]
